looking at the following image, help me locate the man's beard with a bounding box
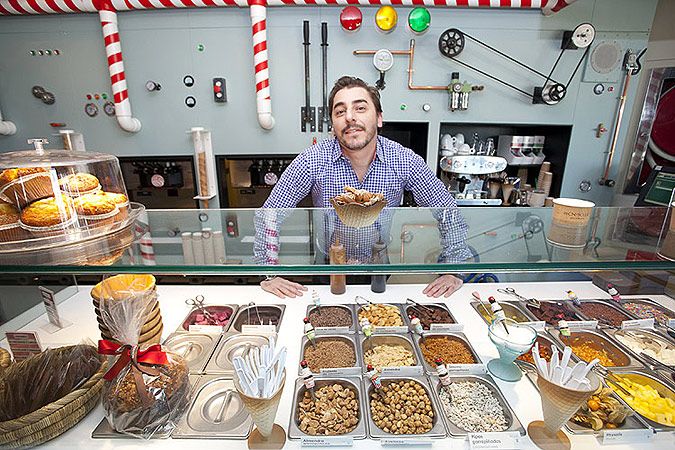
[337,124,376,151]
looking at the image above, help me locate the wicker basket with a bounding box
[0,348,10,372]
[0,348,107,448]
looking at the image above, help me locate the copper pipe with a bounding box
[353,40,448,91]
[407,40,447,91]
[602,70,633,182]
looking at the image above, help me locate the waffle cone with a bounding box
[234,370,286,438]
[330,198,387,228]
[536,373,597,434]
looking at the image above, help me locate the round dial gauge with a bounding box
[103,101,115,116]
[84,102,98,117]
[572,23,595,49]
[373,49,394,72]
[151,174,165,188]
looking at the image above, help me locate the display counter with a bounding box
[1,281,674,449]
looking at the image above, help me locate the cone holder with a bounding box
[487,318,536,382]
[528,371,600,450]
[234,369,287,450]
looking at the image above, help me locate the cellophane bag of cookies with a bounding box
[98,278,190,439]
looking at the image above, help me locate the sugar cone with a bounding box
[536,372,598,434]
[330,198,387,228]
[235,370,286,439]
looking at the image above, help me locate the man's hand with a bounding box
[260,276,308,299]
[422,274,463,298]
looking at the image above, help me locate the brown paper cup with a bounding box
[536,372,599,434]
[330,198,387,228]
[235,370,286,438]
[552,198,595,226]
[547,222,590,248]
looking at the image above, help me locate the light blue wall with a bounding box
[0,0,659,205]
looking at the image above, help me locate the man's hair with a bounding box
[328,76,382,115]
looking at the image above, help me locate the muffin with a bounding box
[73,192,119,229]
[59,173,101,197]
[19,194,76,237]
[0,201,27,242]
[96,191,130,221]
[0,167,54,208]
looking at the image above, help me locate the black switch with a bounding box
[213,78,227,103]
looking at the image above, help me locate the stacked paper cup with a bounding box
[90,274,163,346]
[547,198,595,248]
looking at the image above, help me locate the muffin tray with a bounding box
[162,332,221,374]
[176,304,239,334]
[203,332,270,375]
[172,375,253,439]
[299,334,361,377]
[520,367,650,435]
[413,332,484,375]
[288,377,367,441]
[230,304,285,333]
[429,373,525,437]
[305,304,356,334]
[363,375,446,439]
[548,328,644,370]
[358,333,423,376]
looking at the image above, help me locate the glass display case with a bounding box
[0,205,674,449]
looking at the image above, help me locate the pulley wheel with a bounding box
[438,28,465,58]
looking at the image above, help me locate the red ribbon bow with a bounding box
[98,339,168,381]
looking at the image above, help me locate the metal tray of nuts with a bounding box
[471,301,533,325]
[358,333,423,376]
[413,332,483,375]
[288,377,367,440]
[172,374,253,439]
[429,373,525,437]
[175,304,239,334]
[402,302,458,332]
[203,332,270,375]
[305,304,356,334]
[300,334,361,377]
[519,367,650,435]
[163,332,221,374]
[548,328,644,370]
[363,375,446,439]
[571,299,636,329]
[356,303,407,334]
[230,304,285,333]
[600,369,675,433]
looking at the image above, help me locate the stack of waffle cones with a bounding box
[90,274,163,346]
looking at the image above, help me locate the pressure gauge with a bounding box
[103,101,115,116]
[84,102,98,117]
[264,172,278,186]
[373,49,394,72]
[571,23,595,49]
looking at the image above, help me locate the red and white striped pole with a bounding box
[250,0,275,130]
[135,210,156,266]
[542,0,579,16]
[96,0,142,133]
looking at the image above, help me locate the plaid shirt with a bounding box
[254,136,471,264]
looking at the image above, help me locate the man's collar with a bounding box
[331,135,386,163]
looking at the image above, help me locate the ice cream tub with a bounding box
[549,329,644,370]
[300,334,361,377]
[305,304,356,334]
[230,304,285,333]
[358,333,423,376]
[414,332,483,375]
[203,332,270,375]
[176,304,238,334]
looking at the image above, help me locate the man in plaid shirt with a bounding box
[255,76,471,298]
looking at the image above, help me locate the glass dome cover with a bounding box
[0,140,143,266]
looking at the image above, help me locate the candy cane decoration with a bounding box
[250,0,274,130]
[97,0,142,133]
[542,0,579,16]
